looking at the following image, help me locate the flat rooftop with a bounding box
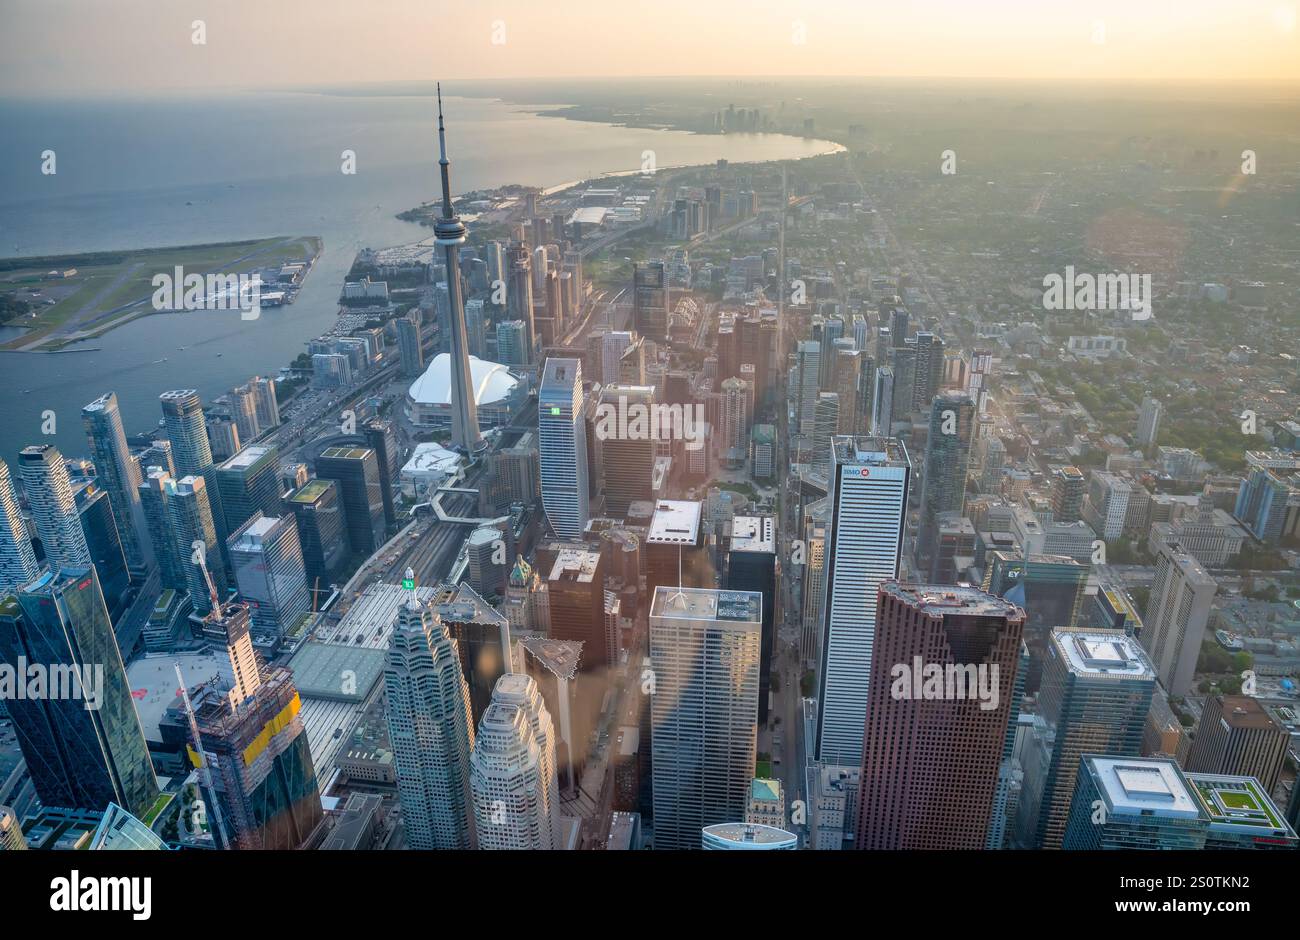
[219,444,274,471]
[288,478,334,503]
[288,641,386,703]
[548,547,601,584]
[1161,542,1216,586]
[830,434,910,469]
[880,582,1023,619]
[229,513,281,545]
[126,652,233,743]
[731,515,776,554]
[1216,695,1281,730]
[647,500,702,545]
[650,586,761,626]
[1187,774,1295,837]
[312,582,441,650]
[319,445,372,461]
[1053,629,1155,679]
[702,822,797,846]
[518,635,583,680]
[540,357,581,392]
[1088,756,1200,819]
[437,582,508,628]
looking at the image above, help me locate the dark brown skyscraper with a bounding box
[545,545,608,670]
[855,582,1024,850]
[1185,694,1289,793]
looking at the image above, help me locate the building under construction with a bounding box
[185,599,324,850]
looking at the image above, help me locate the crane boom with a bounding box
[175,662,230,849]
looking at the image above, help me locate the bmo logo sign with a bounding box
[859,468,871,477]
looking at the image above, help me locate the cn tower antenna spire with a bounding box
[431,81,486,457]
[436,82,454,219]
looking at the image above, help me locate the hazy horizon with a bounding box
[2,0,1297,96]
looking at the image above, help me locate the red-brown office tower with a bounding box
[855,582,1025,849]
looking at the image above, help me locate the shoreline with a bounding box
[0,236,324,353]
[1,94,839,360]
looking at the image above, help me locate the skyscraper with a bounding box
[81,392,147,569]
[870,365,894,437]
[597,383,656,516]
[166,474,228,616]
[1185,695,1289,793]
[186,599,323,850]
[1142,541,1216,697]
[602,331,635,384]
[159,389,215,476]
[816,436,911,767]
[432,85,485,455]
[435,581,513,730]
[215,444,283,538]
[316,446,385,558]
[1062,756,1208,850]
[17,444,91,570]
[545,546,608,670]
[384,576,476,849]
[538,357,589,538]
[0,459,39,594]
[86,802,171,851]
[721,377,750,461]
[0,805,27,851]
[726,515,777,723]
[794,339,821,436]
[909,331,945,412]
[496,319,529,367]
[811,392,840,471]
[1063,757,1298,850]
[396,312,424,378]
[160,388,228,554]
[918,393,975,580]
[633,260,669,341]
[470,673,560,850]
[282,479,346,603]
[983,551,1087,695]
[1016,628,1155,849]
[138,467,186,592]
[363,418,401,532]
[854,582,1024,849]
[73,480,131,618]
[508,245,536,361]
[1137,394,1162,447]
[1051,465,1087,524]
[649,586,763,850]
[251,376,280,430]
[227,512,310,639]
[0,566,159,817]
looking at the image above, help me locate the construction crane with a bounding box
[174,661,230,850]
[195,541,223,620]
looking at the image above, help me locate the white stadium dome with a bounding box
[406,353,524,430]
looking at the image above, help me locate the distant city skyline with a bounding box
[2,0,1298,96]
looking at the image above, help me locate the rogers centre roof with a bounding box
[408,353,519,407]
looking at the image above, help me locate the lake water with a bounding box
[0,91,838,458]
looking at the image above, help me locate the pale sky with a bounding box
[1,0,1297,95]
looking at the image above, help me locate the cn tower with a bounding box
[434,84,487,456]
